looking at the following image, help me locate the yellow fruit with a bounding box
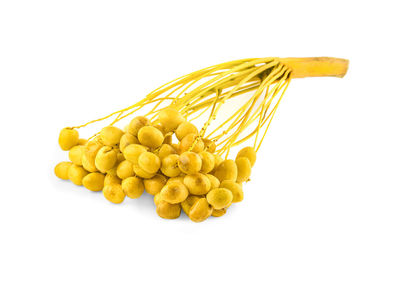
[68,145,84,166]
[236,146,256,167]
[122,177,144,199]
[199,151,215,173]
[104,173,121,186]
[202,138,216,153]
[179,133,204,153]
[178,152,202,174]
[158,108,185,132]
[212,208,227,217]
[214,159,237,182]
[54,162,73,180]
[175,122,198,141]
[220,180,243,203]
[167,176,185,185]
[206,174,220,189]
[160,182,189,204]
[154,192,162,206]
[138,126,164,148]
[82,140,102,172]
[127,116,149,136]
[58,128,79,151]
[144,174,167,195]
[116,160,135,179]
[95,146,117,173]
[188,198,213,222]
[206,188,233,209]
[138,152,161,174]
[123,144,147,164]
[133,164,156,179]
[100,126,124,146]
[82,172,105,191]
[161,154,181,177]
[163,134,173,145]
[183,173,211,195]
[157,144,176,159]
[235,157,252,183]
[156,200,181,219]
[103,183,125,204]
[78,138,87,145]
[68,164,88,186]
[119,133,139,153]
[211,154,223,173]
[181,195,202,215]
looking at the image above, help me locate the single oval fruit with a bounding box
[82,172,105,192]
[160,182,189,204]
[161,154,181,177]
[156,200,181,219]
[144,174,167,195]
[103,183,125,204]
[122,176,144,199]
[206,188,233,209]
[100,126,124,146]
[214,159,237,182]
[116,160,135,179]
[235,157,252,183]
[178,152,202,174]
[183,173,211,195]
[68,145,84,166]
[138,152,161,174]
[175,122,198,141]
[58,128,79,151]
[95,146,117,173]
[158,108,185,132]
[54,162,73,180]
[138,126,164,149]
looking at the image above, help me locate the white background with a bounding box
[1,1,399,280]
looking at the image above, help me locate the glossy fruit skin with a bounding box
[133,164,156,179]
[104,174,121,186]
[160,182,189,204]
[138,126,164,149]
[82,140,102,172]
[116,160,135,180]
[179,133,204,153]
[138,152,161,174]
[211,208,227,217]
[199,151,215,173]
[82,172,105,192]
[59,128,79,151]
[144,174,167,196]
[214,159,238,182]
[181,195,202,215]
[219,180,244,203]
[95,146,117,173]
[68,164,89,186]
[161,154,181,177]
[236,146,256,167]
[156,200,181,219]
[103,183,125,204]
[100,126,124,146]
[122,177,144,199]
[188,198,213,222]
[183,173,211,195]
[54,162,73,180]
[235,157,252,183]
[206,188,233,209]
[157,144,176,159]
[68,145,84,166]
[206,174,220,190]
[175,122,198,141]
[158,108,185,132]
[178,152,202,175]
[127,116,149,136]
[119,133,139,153]
[123,144,147,165]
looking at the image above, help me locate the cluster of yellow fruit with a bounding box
[55,108,256,222]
